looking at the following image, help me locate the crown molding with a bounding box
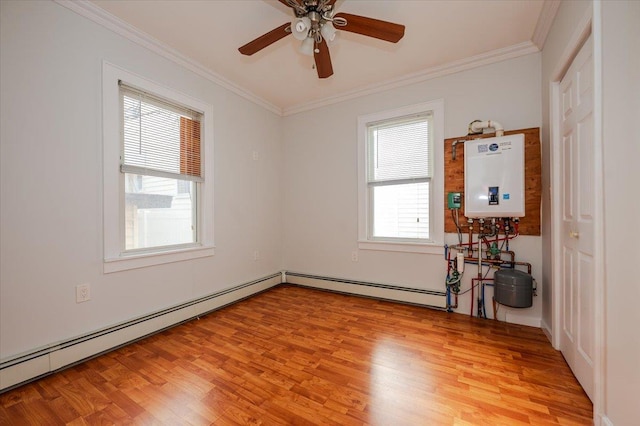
[53,0,283,116]
[282,41,540,116]
[52,0,547,118]
[532,0,561,50]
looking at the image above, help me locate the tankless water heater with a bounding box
[464,134,525,218]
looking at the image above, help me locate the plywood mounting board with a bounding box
[443,128,541,236]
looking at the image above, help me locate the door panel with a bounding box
[563,134,573,220]
[562,247,574,343]
[578,253,594,363]
[578,114,595,251]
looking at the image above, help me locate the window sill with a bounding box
[104,245,215,273]
[358,240,444,254]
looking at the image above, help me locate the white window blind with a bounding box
[367,112,432,241]
[367,113,432,184]
[120,82,203,182]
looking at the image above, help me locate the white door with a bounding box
[559,35,595,401]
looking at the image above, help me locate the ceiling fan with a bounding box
[238,0,405,79]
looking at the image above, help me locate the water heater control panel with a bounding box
[464,134,525,218]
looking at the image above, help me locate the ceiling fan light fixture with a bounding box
[320,21,336,42]
[299,36,315,56]
[291,17,311,40]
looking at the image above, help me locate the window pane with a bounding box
[372,182,429,239]
[124,173,195,250]
[368,116,430,183]
[122,88,201,180]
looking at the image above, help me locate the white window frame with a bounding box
[357,100,444,254]
[103,62,214,273]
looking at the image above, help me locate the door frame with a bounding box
[549,3,604,423]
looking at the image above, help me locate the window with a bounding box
[358,101,444,253]
[103,63,214,273]
[121,83,201,252]
[368,114,431,240]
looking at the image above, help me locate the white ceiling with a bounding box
[88,0,550,115]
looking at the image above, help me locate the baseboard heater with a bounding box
[285,272,447,309]
[0,273,281,393]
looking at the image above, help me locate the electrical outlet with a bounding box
[252,151,259,161]
[351,251,358,262]
[76,284,90,303]
[253,250,260,261]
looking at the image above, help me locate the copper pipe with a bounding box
[462,257,532,275]
[457,248,516,263]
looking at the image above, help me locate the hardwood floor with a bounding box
[0,285,592,425]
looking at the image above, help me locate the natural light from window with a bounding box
[121,89,201,252]
[367,114,431,242]
[357,99,444,254]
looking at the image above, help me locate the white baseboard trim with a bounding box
[0,273,281,392]
[285,272,447,309]
[600,415,613,426]
[540,318,553,345]
[505,312,542,328]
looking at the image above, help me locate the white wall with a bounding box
[282,53,543,325]
[601,2,640,424]
[0,1,282,359]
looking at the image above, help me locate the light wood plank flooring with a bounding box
[0,285,592,425]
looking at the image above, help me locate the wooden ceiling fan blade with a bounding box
[334,12,405,43]
[238,23,291,56]
[314,39,333,79]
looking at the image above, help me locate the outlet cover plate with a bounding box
[76,284,90,303]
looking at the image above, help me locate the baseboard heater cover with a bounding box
[0,273,281,393]
[285,272,447,309]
